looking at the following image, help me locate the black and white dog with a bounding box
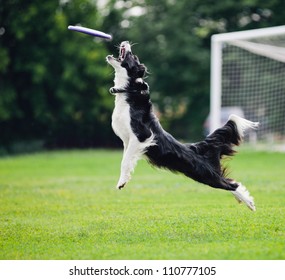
[106,41,259,211]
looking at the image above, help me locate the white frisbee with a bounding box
[68,25,112,40]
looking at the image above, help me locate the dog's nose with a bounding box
[121,41,129,46]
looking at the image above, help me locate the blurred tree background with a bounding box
[1,0,284,154]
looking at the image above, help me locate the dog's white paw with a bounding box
[116,177,129,190]
[116,182,126,190]
[231,183,256,211]
[116,173,131,190]
[109,87,117,94]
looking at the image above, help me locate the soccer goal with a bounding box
[210,25,285,150]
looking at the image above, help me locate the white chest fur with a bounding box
[112,94,132,146]
[114,66,129,89]
[111,62,133,146]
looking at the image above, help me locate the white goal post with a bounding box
[210,25,285,147]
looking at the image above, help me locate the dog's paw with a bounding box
[116,182,126,190]
[109,87,116,94]
[231,183,256,211]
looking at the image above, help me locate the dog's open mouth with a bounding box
[118,41,131,62]
[119,47,126,61]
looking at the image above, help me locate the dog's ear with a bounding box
[137,64,146,78]
[134,56,146,77]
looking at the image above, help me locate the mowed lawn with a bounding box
[0,149,284,260]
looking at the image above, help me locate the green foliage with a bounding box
[0,150,284,259]
[0,0,115,152]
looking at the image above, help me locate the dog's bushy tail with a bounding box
[226,114,259,144]
[189,114,259,189]
[201,114,258,157]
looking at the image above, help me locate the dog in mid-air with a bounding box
[106,41,259,211]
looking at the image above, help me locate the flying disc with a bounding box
[68,25,112,40]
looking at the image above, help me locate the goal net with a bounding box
[210,26,285,150]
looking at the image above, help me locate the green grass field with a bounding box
[0,149,284,260]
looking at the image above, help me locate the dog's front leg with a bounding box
[116,139,143,190]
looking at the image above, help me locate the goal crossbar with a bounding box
[212,25,285,43]
[230,40,285,63]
